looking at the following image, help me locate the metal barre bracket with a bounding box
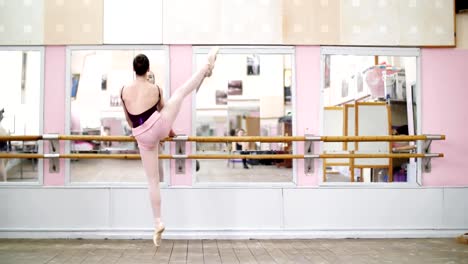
[423,138,433,173]
[424,134,444,140]
[175,135,186,174]
[48,134,60,173]
[43,134,59,140]
[304,134,315,175]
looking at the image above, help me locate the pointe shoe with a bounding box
[205,46,219,77]
[153,223,165,247]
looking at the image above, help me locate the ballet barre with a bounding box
[0,134,445,174]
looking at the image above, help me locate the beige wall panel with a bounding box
[163,0,222,44]
[0,0,44,45]
[456,13,468,48]
[399,0,454,46]
[341,0,400,45]
[44,0,103,45]
[283,0,340,45]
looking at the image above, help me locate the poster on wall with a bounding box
[284,69,292,104]
[228,80,243,96]
[341,79,349,98]
[101,74,107,91]
[357,72,363,93]
[325,55,330,88]
[71,74,80,99]
[247,55,260,76]
[215,90,227,105]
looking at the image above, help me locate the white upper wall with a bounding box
[103,0,163,44]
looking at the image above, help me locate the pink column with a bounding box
[421,48,468,186]
[169,45,193,186]
[43,46,66,186]
[295,46,321,186]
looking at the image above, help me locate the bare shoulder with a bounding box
[156,84,164,95]
[148,83,160,96]
[122,82,137,97]
[120,84,129,99]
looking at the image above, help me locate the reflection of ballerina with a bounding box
[232,128,249,169]
[0,109,9,181]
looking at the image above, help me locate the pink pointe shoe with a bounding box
[205,46,219,77]
[153,223,165,247]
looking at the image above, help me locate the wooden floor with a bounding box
[0,238,467,264]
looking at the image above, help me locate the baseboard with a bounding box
[0,229,465,240]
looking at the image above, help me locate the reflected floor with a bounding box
[3,158,293,183]
[2,159,37,182]
[196,159,292,183]
[71,159,149,183]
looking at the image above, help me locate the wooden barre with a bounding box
[320,135,445,142]
[0,135,445,142]
[319,153,443,158]
[0,153,444,160]
[0,135,43,141]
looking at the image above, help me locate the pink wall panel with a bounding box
[169,45,193,186]
[43,46,66,186]
[295,46,321,186]
[40,46,467,187]
[421,49,468,186]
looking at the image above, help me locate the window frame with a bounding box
[0,46,45,187]
[319,46,422,187]
[191,46,297,188]
[64,45,171,187]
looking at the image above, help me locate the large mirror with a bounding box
[68,47,169,183]
[194,48,295,183]
[322,48,419,184]
[0,49,43,183]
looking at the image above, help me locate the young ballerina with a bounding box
[121,47,219,247]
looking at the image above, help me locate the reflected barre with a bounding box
[0,153,444,160]
[0,134,446,142]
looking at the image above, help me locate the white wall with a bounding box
[0,187,466,239]
[24,52,41,135]
[0,51,41,135]
[0,51,22,130]
[195,53,284,112]
[103,0,163,44]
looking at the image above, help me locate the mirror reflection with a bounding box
[69,49,169,183]
[0,50,41,183]
[323,54,418,183]
[195,51,294,183]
